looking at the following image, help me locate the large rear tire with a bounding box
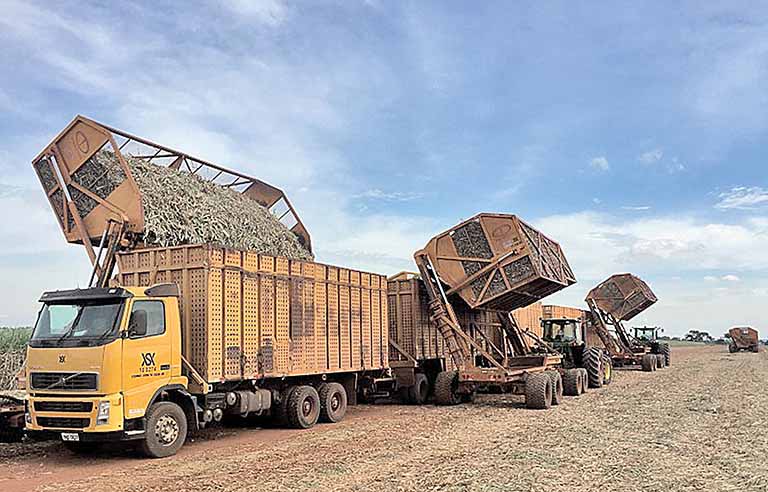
[434,371,461,406]
[525,372,552,410]
[318,382,347,423]
[287,385,320,429]
[140,401,188,458]
[546,371,563,405]
[659,343,671,365]
[582,347,604,388]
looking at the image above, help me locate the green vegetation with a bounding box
[0,326,32,352]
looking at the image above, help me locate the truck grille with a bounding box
[30,372,98,391]
[37,417,90,429]
[34,401,93,413]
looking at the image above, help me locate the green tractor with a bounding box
[632,326,670,366]
[541,317,613,393]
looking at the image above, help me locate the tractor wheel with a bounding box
[286,385,321,429]
[582,347,604,388]
[318,382,347,423]
[659,343,671,366]
[602,355,613,385]
[407,373,430,405]
[641,354,655,372]
[655,353,664,369]
[546,371,563,405]
[434,371,461,406]
[577,368,588,394]
[525,372,552,410]
[562,369,581,396]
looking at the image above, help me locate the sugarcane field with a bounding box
[2,2,768,492]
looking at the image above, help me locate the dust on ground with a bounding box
[1,345,766,492]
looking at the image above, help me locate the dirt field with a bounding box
[1,345,766,492]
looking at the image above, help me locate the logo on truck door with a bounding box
[131,352,164,379]
[141,352,156,367]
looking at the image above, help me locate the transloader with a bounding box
[727,326,759,353]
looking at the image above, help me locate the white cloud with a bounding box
[704,275,718,282]
[715,186,768,210]
[721,274,740,282]
[218,0,289,26]
[354,189,423,202]
[621,205,651,211]
[638,148,663,164]
[589,156,609,171]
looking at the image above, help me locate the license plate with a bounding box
[61,432,79,442]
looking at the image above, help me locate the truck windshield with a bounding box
[30,301,124,348]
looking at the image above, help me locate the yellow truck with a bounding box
[25,117,390,457]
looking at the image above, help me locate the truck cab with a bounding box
[25,284,194,457]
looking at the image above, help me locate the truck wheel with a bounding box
[577,368,588,394]
[434,371,461,406]
[582,347,604,388]
[273,385,297,425]
[660,343,671,365]
[602,356,613,384]
[140,401,188,458]
[641,354,655,372]
[562,369,581,396]
[407,373,429,405]
[546,371,563,405]
[525,372,552,410]
[318,382,347,423]
[287,385,320,429]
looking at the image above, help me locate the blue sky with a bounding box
[1,1,768,336]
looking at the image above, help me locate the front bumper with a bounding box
[27,392,124,434]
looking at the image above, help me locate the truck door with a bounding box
[121,299,173,420]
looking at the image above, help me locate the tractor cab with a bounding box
[542,318,585,346]
[632,326,663,342]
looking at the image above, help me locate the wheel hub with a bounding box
[302,398,314,417]
[330,394,340,411]
[155,415,179,446]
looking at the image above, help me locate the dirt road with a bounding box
[2,345,766,492]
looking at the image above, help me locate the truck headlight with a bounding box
[97,401,110,425]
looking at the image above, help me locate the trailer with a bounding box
[24,116,392,458]
[411,214,578,409]
[727,327,759,353]
[585,274,667,371]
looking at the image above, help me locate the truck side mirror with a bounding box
[128,310,148,337]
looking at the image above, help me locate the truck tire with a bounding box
[525,372,552,410]
[562,369,581,396]
[140,401,188,458]
[407,373,429,405]
[582,347,604,388]
[287,385,320,429]
[577,368,588,394]
[546,371,563,405]
[659,343,671,366]
[274,385,297,425]
[318,382,347,423]
[434,371,461,406]
[602,355,613,384]
[641,353,655,372]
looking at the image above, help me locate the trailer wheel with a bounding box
[525,372,552,410]
[434,371,461,406]
[546,371,563,405]
[562,369,581,396]
[641,354,655,372]
[318,382,347,423]
[659,343,671,366]
[582,347,604,388]
[140,401,188,458]
[407,373,430,405]
[577,368,588,394]
[602,355,613,385]
[728,344,736,353]
[287,385,320,429]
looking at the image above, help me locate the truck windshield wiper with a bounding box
[55,307,85,344]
